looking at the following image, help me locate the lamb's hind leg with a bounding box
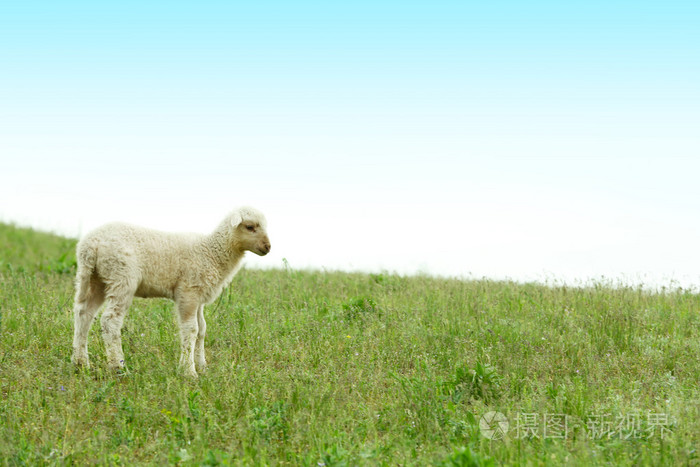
[100,291,134,372]
[71,276,105,368]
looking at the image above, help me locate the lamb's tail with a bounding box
[74,238,98,303]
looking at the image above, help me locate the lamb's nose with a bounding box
[265,242,271,253]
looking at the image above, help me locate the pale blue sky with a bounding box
[1,1,699,286]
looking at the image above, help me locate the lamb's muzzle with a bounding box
[258,238,271,255]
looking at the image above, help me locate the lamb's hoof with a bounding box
[71,354,90,369]
[107,360,126,374]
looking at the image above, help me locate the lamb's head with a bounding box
[229,207,271,256]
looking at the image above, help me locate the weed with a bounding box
[342,295,381,320]
[318,443,352,467]
[248,401,288,442]
[444,361,502,404]
[437,445,495,467]
[187,390,201,422]
[46,250,77,275]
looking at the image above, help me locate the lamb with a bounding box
[70,206,271,377]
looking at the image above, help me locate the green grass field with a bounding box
[1,223,699,465]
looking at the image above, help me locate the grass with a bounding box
[1,222,699,465]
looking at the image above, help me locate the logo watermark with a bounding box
[479,411,673,441]
[479,411,509,440]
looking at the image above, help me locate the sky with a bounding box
[1,1,699,288]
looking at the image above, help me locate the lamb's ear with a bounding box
[229,211,243,228]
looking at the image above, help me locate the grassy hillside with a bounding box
[0,223,77,274]
[1,222,699,465]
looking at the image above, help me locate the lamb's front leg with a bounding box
[194,305,207,373]
[176,298,200,378]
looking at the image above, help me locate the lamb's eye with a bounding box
[246,225,254,231]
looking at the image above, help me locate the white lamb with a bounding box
[70,206,271,377]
